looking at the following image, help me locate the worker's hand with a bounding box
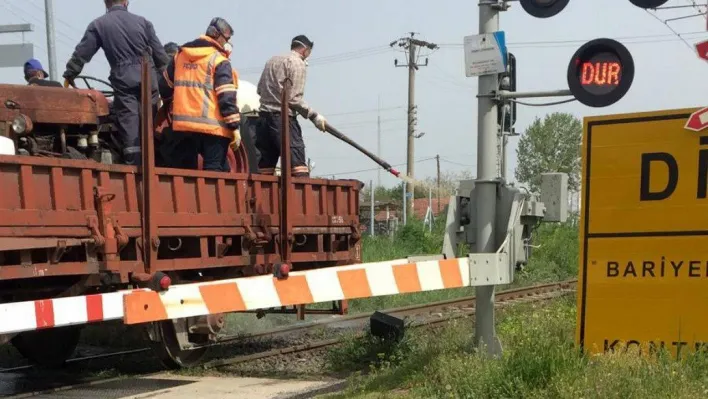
[63,78,72,88]
[230,129,242,151]
[310,113,327,132]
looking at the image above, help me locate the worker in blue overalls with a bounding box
[62,0,169,166]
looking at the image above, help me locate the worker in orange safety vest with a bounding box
[157,18,240,171]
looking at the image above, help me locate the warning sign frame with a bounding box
[577,107,708,353]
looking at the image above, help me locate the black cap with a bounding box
[206,17,234,39]
[291,35,314,49]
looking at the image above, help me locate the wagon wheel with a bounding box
[148,318,209,369]
[11,325,82,368]
[11,277,88,368]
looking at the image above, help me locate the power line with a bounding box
[26,0,83,36]
[440,158,475,168]
[330,117,407,129]
[658,2,708,9]
[0,3,43,52]
[686,0,707,13]
[437,31,708,49]
[330,156,436,176]
[644,9,695,52]
[310,46,390,63]
[239,46,392,74]
[2,0,77,50]
[430,63,473,88]
[327,106,404,117]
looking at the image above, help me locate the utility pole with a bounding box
[370,180,375,237]
[476,2,500,357]
[44,0,58,80]
[391,33,438,210]
[377,96,382,188]
[406,44,416,201]
[436,154,441,214]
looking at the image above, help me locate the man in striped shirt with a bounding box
[256,35,326,177]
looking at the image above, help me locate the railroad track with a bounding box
[1,279,576,397]
[201,279,577,369]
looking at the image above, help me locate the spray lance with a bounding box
[323,121,406,180]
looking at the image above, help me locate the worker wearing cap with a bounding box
[255,35,326,177]
[163,42,179,59]
[154,41,179,138]
[157,18,241,172]
[23,59,62,87]
[62,0,169,167]
[154,42,180,167]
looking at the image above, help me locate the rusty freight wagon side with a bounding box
[0,158,362,283]
[0,55,363,368]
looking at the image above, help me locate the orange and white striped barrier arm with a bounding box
[122,255,510,325]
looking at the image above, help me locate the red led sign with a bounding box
[567,39,634,108]
[580,62,621,86]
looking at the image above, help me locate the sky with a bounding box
[0,0,707,189]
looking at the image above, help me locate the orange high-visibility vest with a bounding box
[171,37,239,138]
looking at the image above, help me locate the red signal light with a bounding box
[567,38,634,107]
[579,61,621,86]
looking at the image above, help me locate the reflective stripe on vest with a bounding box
[172,52,233,136]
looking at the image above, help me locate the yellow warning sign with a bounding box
[577,107,708,357]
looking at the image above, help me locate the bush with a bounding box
[362,217,446,263]
[514,218,579,286]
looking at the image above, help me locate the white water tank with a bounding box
[0,136,15,155]
[237,79,260,116]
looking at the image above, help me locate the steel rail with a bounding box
[201,280,575,369]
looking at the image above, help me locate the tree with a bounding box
[515,112,581,193]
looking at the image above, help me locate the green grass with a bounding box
[323,216,708,398]
[348,217,579,314]
[510,218,579,287]
[324,297,708,399]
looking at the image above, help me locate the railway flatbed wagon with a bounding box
[0,154,363,367]
[0,56,365,368]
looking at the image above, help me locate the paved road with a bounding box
[12,374,345,399]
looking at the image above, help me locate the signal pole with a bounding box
[391,33,438,208]
[475,1,501,357]
[464,0,641,358]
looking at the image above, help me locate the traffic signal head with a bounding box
[519,0,570,18]
[498,53,516,130]
[628,0,669,8]
[567,38,634,108]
